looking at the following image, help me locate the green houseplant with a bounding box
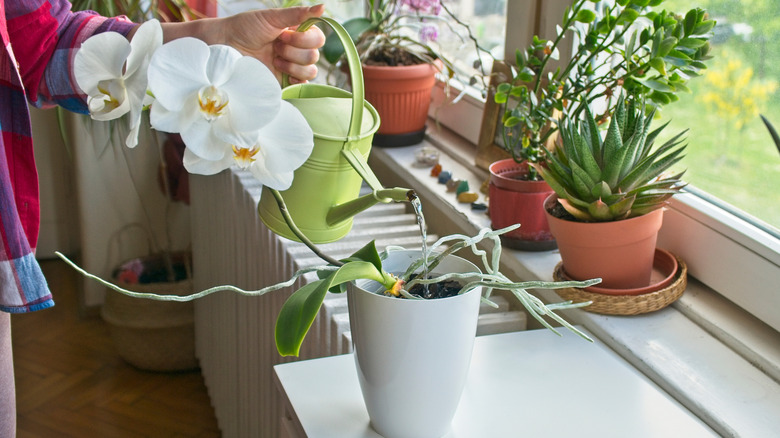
[322,0,489,146]
[487,0,714,250]
[538,93,687,290]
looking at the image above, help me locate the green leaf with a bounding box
[504,116,521,127]
[616,8,640,26]
[657,36,678,57]
[518,67,535,83]
[648,57,666,76]
[571,161,597,200]
[276,260,388,357]
[322,18,374,64]
[515,49,525,70]
[692,20,716,36]
[601,117,626,188]
[678,37,708,49]
[683,9,697,35]
[637,78,675,93]
[343,240,383,272]
[577,123,603,182]
[587,198,613,221]
[574,9,596,23]
[275,280,330,357]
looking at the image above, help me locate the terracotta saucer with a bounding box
[559,248,679,296]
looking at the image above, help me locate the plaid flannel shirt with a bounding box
[1,0,134,313]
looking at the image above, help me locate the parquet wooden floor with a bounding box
[11,259,221,437]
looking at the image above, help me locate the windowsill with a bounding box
[367,125,780,438]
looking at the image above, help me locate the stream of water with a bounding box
[407,192,430,297]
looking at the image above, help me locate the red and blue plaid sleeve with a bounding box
[1,0,135,313]
[6,0,135,112]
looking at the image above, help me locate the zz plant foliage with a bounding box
[494,0,715,180]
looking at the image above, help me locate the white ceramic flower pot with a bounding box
[347,250,481,438]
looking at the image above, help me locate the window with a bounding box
[435,0,780,334]
[659,0,780,235]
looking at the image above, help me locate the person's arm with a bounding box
[156,5,326,84]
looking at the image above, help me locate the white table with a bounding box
[274,328,717,438]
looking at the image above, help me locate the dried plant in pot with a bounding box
[537,94,688,290]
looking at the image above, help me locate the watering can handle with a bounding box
[282,17,365,143]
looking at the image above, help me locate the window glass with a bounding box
[434,0,507,84]
[658,0,780,233]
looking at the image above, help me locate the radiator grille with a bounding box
[190,169,526,437]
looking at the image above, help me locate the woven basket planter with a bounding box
[101,253,197,372]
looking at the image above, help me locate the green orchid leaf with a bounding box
[275,279,331,357]
[343,240,383,272]
[276,260,389,357]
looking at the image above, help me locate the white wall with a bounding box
[30,107,79,258]
[62,112,192,308]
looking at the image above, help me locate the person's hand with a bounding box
[220,5,326,84]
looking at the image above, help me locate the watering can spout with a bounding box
[326,188,416,226]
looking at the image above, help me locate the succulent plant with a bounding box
[536,94,687,222]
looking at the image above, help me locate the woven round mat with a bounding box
[553,255,687,316]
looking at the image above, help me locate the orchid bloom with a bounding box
[74,19,162,148]
[180,99,314,190]
[147,37,313,182]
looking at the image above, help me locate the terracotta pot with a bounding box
[488,159,556,251]
[362,62,439,146]
[544,194,664,290]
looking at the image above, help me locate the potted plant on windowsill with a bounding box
[487,0,714,250]
[323,0,489,146]
[537,93,687,293]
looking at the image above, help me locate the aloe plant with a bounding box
[536,94,687,222]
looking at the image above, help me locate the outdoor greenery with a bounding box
[659,0,780,229]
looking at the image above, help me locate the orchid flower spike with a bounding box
[74,19,162,148]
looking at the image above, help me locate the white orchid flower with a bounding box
[148,37,313,189]
[181,100,314,190]
[74,19,162,148]
[148,38,286,161]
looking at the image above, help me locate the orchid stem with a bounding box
[268,188,344,267]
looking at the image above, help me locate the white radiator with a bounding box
[190,169,527,438]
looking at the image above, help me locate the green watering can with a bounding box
[258,17,414,244]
